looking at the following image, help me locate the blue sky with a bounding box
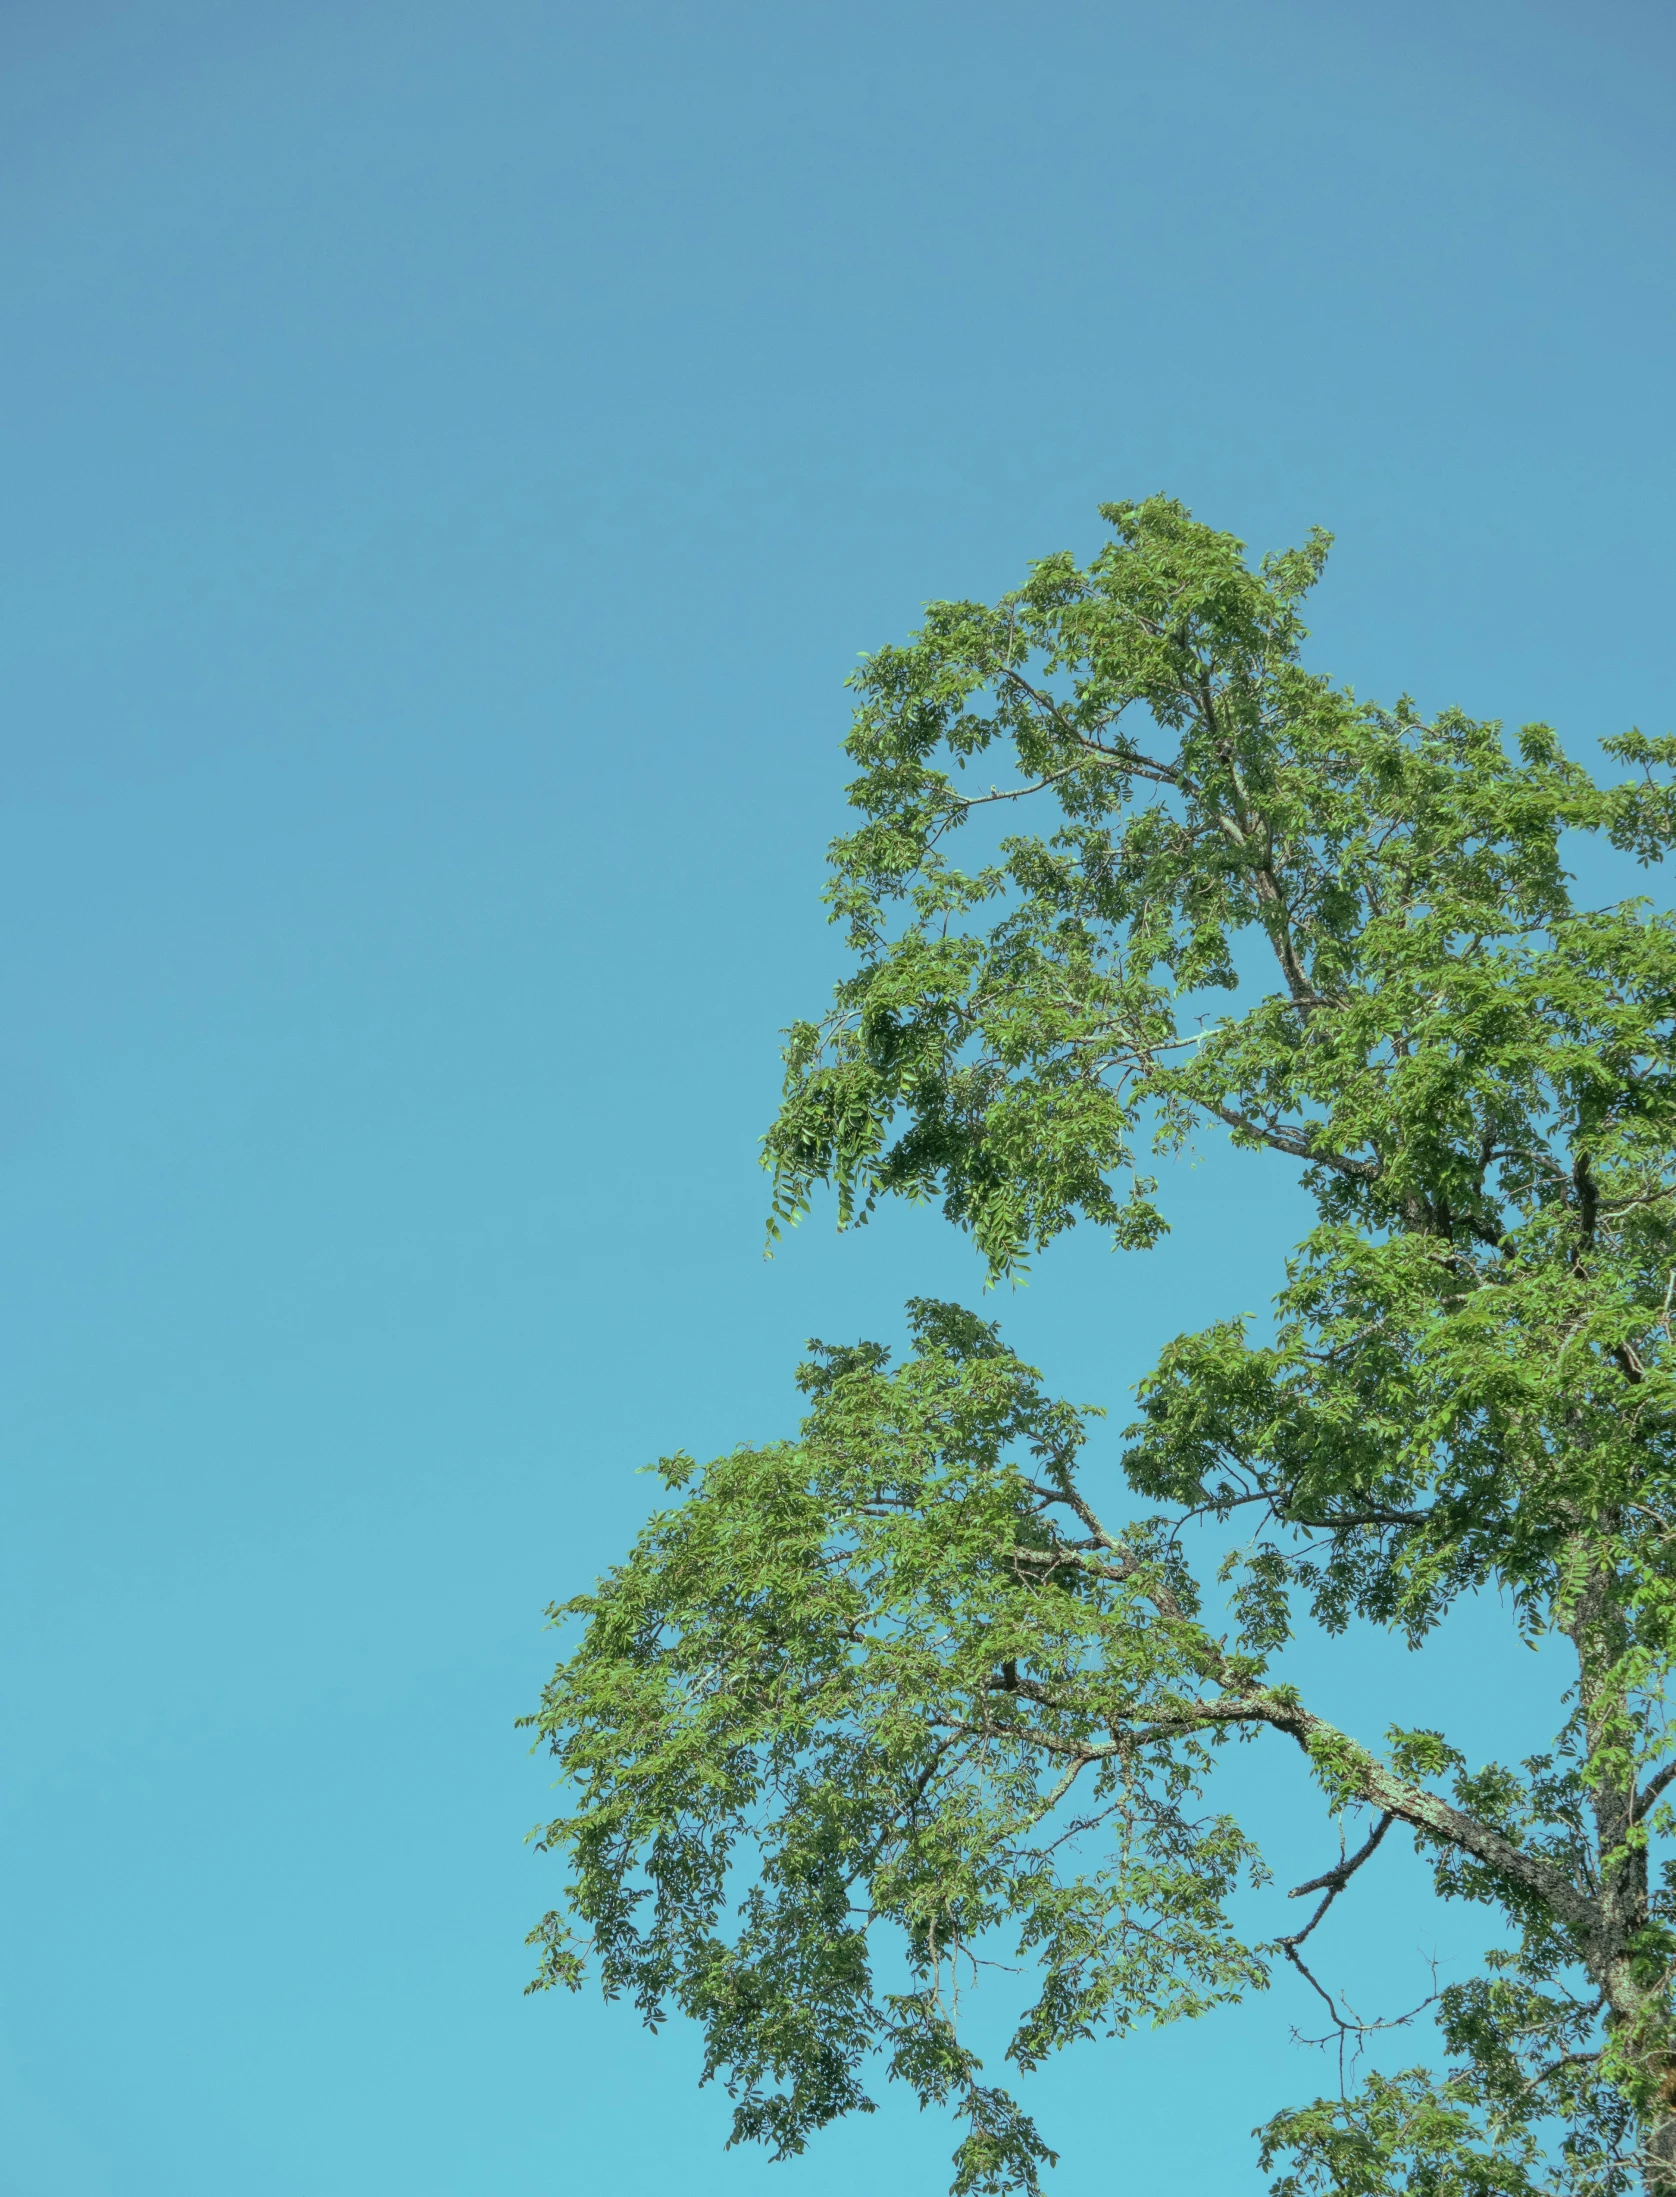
[1,3,1673,2191]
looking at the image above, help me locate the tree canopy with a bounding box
[527,499,1676,2192]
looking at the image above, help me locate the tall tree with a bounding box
[527,500,1676,2193]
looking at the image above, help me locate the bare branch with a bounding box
[1277,1813,1395,1956]
[1289,1811,1396,1905]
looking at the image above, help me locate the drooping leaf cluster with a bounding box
[529,1302,1268,2194]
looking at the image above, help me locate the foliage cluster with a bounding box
[529,501,1676,2192]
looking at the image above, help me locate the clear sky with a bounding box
[1,4,1673,2192]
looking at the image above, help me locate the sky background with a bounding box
[1,2,1674,2191]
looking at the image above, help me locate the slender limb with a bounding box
[1285,1812,1395,1923]
[1635,1759,1676,1823]
[1283,1941,1351,2037]
[1287,1969,1442,2048]
[1204,1100,1378,1182]
[951,765,1088,812]
[1517,2047,1603,2103]
[1274,1812,1396,2046]
[996,665,1181,787]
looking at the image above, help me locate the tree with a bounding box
[525,498,1676,2192]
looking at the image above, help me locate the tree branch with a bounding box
[1203,1101,1380,1183]
[951,765,1087,812]
[1635,1759,1676,1823]
[953,1650,1600,1945]
[1278,1812,1394,1954]
[996,666,1181,787]
[1235,1691,1600,1940]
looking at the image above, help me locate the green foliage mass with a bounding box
[529,500,1676,2192]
